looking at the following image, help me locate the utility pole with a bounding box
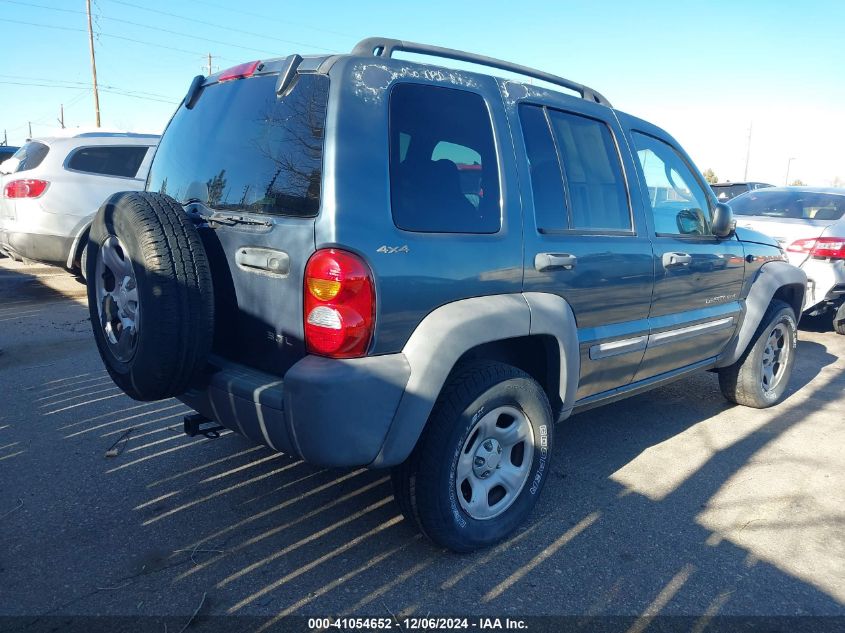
[785,157,796,185]
[203,53,214,76]
[86,0,101,127]
[743,122,752,181]
[2,130,7,146]
[58,104,65,129]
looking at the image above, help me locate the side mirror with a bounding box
[712,202,735,238]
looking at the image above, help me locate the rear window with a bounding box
[11,141,49,172]
[389,83,501,233]
[67,146,148,178]
[731,190,845,220]
[147,73,329,217]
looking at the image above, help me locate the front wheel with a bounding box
[392,361,553,552]
[718,300,797,408]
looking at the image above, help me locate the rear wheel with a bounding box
[833,301,845,335]
[86,191,214,401]
[718,300,797,408]
[392,361,553,552]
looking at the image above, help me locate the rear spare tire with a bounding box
[86,191,214,401]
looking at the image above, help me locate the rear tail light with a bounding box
[787,237,845,259]
[3,179,49,199]
[304,249,375,358]
[218,60,260,82]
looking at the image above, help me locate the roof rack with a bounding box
[351,37,612,108]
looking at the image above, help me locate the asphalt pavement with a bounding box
[0,258,843,630]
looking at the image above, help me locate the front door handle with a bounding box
[662,252,692,268]
[535,252,577,272]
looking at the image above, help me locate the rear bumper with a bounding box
[178,353,412,468]
[801,258,845,310]
[0,229,74,266]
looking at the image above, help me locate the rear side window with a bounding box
[67,146,149,178]
[147,73,329,217]
[12,141,49,172]
[390,83,500,233]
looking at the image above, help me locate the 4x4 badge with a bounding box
[376,245,409,254]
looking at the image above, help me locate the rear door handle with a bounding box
[535,252,577,272]
[662,252,692,268]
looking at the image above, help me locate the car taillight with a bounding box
[304,249,375,358]
[218,60,260,82]
[3,179,49,199]
[787,237,845,259]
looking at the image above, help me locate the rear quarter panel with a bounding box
[318,57,524,354]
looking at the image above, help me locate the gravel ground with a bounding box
[0,258,843,630]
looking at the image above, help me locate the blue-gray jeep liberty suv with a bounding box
[86,38,807,552]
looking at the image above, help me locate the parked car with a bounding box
[731,187,845,333]
[711,181,774,202]
[0,146,19,166]
[85,38,806,552]
[0,132,159,276]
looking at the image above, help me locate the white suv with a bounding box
[0,132,159,276]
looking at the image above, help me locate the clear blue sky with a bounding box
[1,0,843,184]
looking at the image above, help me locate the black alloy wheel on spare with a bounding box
[86,191,215,401]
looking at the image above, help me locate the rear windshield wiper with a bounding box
[208,212,272,228]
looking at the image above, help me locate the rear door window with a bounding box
[11,141,49,172]
[547,110,632,232]
[519,105,632,233]
[66,146,149,178]
[389,83,500,233]
[519,105,568,231]
[147,73,329,217]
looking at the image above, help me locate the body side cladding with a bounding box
[522,292,580,421]
[715,261,807,368]
[370,292,580,467]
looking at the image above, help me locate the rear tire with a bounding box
[392,361,553,552]
[86,191,214,401]
[75,236,89,283]
[718,300,797,408]
[833,301,845,335]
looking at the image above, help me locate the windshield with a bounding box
[731,190,845,221]
[147,73,329,217]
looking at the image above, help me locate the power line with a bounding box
[6,89,92,133]
[176,0,355,40]
[0,17,227,60]
[108,0,338,53]
[0,0,283,57]
[0,81,177,104]
[0,74,173,100]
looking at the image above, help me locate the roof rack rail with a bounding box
[351,37,612,108]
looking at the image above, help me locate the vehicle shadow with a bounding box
[6,258,842,625]
[28,336,839,627]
